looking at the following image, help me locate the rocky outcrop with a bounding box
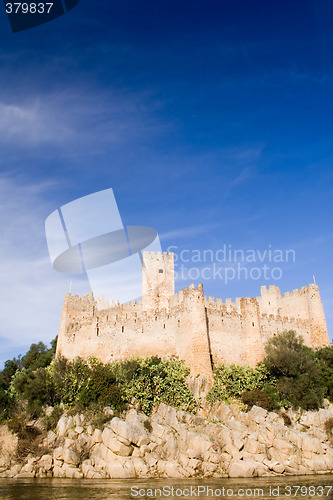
[0,425,18,469]
[2,402,333,479]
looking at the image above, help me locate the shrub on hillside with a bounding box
[11,366,55,417]
[264,330,325,410]
[51,357,125,411]
[207,363,271,404]
[241,388,275,411]
[50,355,196,415]
[115,356,197,415]
[315,346,333,400]
[0,358,22,421]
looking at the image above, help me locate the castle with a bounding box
[56,251,330,380]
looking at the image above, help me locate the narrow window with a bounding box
[252,322,255,327]
[163,324,165,329]
[121,326,124,333]
[96,327,99,336]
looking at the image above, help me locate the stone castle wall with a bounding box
[56,252,330,379]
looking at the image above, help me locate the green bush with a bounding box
[264,330,325,410]
[207,363,271,403]
[49,355,196,415]
[264,330,315,377]
[241,388,275,411]
[115,357,196,415]
[11,367,55,417]
[275,372,324,411]
[0,358,22,421]
[314,346,333,400]
[51,357,126,412]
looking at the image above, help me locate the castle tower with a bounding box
[306,284,330,346]
[241,297,263,367]
[258,285,282,316]
[142,251,175,311]
[177,284,213,380]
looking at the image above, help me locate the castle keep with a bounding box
[56,252,330,379]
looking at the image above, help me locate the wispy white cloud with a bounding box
[0,86,170,154]
[0,175,70,365]
[229,166,255,187]
[0,100,74,146]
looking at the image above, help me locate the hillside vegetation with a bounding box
[1,330,333,432]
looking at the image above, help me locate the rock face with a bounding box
[0,426,18,468]
[2,402,333,479]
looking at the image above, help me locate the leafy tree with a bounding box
[207,363,271,403]
[0,338,57,421]
[52,357,91,406]
[264,330,314,377]
[0,358,22,420]
[21,341,55,371]
[11,367,55,417]
[264,330,325,410]
[315,346,333,400]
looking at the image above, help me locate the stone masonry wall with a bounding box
[56,252,330,378]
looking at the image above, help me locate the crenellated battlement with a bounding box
[57,252,330,376]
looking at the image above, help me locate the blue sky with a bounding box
[0,0,332,365]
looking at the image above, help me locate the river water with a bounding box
[1,475,333,500]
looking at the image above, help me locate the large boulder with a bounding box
[91,429,103,446]
[53,447,64,461]
[151,422,170,442]
[301,436,323,454]
[273,438,294,455]
[132,457,149,476]
[243,437,265,455]
[106,462,131,478]
[145,453,159,467]
[56,416,74,437]
[248,406,268,424]
[105,438,132,456]
[63,448,80,466]
[157,460,185,478]
[52,465,66,478]
[62,464,83,479]
[152,404,178,428]
[0,426,18,468]
[110,417,148,446]
[229,460,256,477]
[38,455,53,472]
[91,442,117,464]
[162,435,178,460]
[303,456,327,472]
[223,443,242,460]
